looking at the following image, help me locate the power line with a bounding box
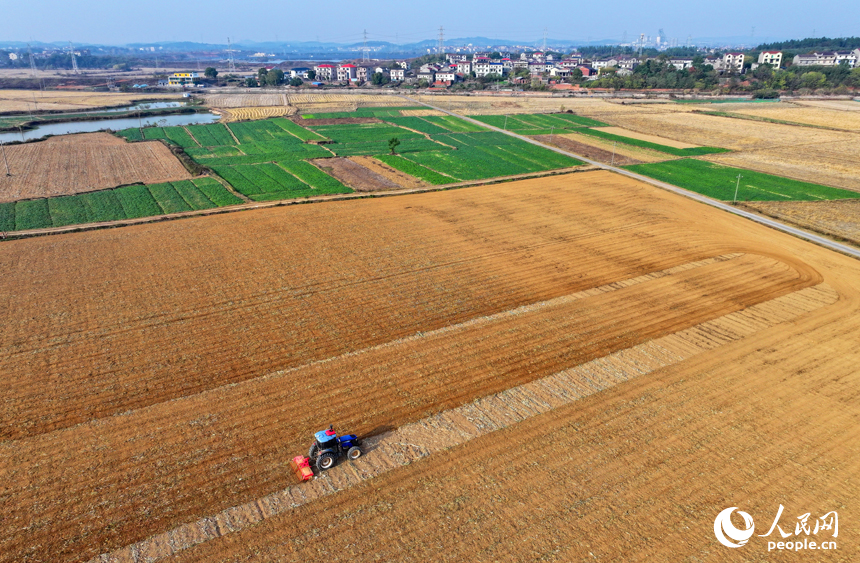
[363,29,369,62]
[438,26,444,55]
[227,37,236,72]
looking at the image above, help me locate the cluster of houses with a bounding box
[304,50,765,86]
[791,49,859,67]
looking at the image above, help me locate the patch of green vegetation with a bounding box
[193,177,243,206]
[114,184,163,219]
[147,182,193,213]
[47,195,89,227]
[374,155,454,185]
[15,199,52,230]
[272,118,328,141]
[171,180,218,210]
[117,128,143,141]
[625,159,860,201]
[577,128,729,156]
[80,190,127,222]
[0,202,15,231]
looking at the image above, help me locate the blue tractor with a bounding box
[307,425,363,471]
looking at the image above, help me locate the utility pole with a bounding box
[503,114,508,130]
[1,142,10,176]
[549,125,554,144]
[733,174,742,204]
[638,33,645,58]
[611,141,617,166]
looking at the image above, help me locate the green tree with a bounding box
[307,69,316,80]
[245,77,258,87]
[289,76,303,87]
[257,67,268,82]
[265,69,284,86]
[371,72,389,85]
[801,71,827,89]
[388,137,400,154]
[570,68,583,80]
[204,67,218,79]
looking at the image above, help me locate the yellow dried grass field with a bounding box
[591,126,700,148]
[215,106,297,122]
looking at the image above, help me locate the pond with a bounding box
[0,112,220,144]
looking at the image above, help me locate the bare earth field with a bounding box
[0,132,192,202]
[533,134,645,165]
[1,170,858,563]
[0,89,181,113]
[351,156,426,189]
[741,199,860,247]
[792,99,860,111]
[310,157,401,191]
[554,131,671,163]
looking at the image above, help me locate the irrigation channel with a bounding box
[0,102,220,143]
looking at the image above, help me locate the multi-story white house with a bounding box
[723,52,745,72]
[456,60,472,74]
[337,64,357,81]
[313,64,336,80]
[793,51,856,67]
[390,68,405,81]
[436,71,458,82]
[617,56,639,70]
[757,51,782,68]
[474,61,506,77]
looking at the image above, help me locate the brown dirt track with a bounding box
[1,171,858,563]
[0,133,192,202]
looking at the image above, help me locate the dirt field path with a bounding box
[87,281,837,563]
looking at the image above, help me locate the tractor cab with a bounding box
[314,428,339,452]
[306,424,363,472]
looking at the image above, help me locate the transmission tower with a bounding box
[227,37,236,72]
[438,26,444,56]
[27,44,37,78]
[363,30,369,62]
[638,33,645,57]
[69,41,79,74]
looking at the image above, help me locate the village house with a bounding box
[290,67,310,79]
[313,63,336,80]
[390,68,405,81]
[456,60,472,74]
[337,63,357,81]
[757,51,782,68]
[668,58,694,70]
[722,52,745,73]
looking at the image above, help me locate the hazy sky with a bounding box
[1,0,854,45]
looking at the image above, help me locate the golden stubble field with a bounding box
[0,132,192,202]
[1,170,859,563]
[0,90,182,112]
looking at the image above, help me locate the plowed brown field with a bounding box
[0,133,192,202]
[1,170,858,563]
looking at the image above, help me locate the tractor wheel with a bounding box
[347,446,362,461]
[316,453,336,471]
[308,443,319,460]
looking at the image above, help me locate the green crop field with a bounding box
[470,113,609,132]
[193,178,243,206]
[576,128,728,156]
[116,128,143,141]
[273,119,328,141]
[0,202,16,232]
[625,159,860,201]
[15,199,52,230]
[374,155,455,185]
[47,196,89,227]
[115,184,164,218]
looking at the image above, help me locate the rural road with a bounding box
[403,95,860,261]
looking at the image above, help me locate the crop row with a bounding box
[471,113,609,132]
[577,128,729,156]
[625,159,860,201]
[308,123,423,144]
[212,161,350,201]
[196,144,332,165]
[421,115,488,133]
[384,117,451,135]
[0,178,243,231]
[328,137,447,157]
[186,123,236,147]
[272,118,328,141]
[374,155,455,185]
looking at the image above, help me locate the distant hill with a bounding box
[756,36,860,52]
